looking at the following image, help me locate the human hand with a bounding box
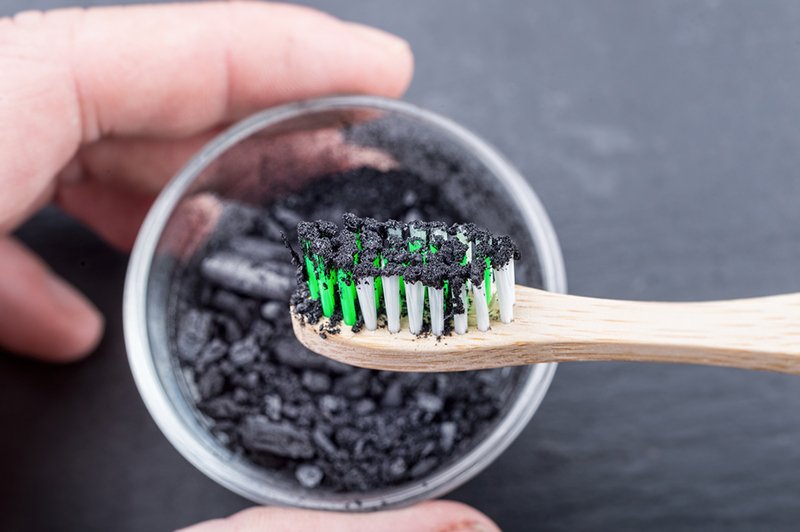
[0,1,412,361]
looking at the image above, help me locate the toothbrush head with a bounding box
[292,213,518,337]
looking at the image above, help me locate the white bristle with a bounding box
[409,224,427,242]
[405,279,425,335]
[473,282,490,332]
[356,277,377,331]
[493,261,515,323]
[428,287,445,336]
[509,259,516,306]
[405,225,427,335]
[381,275,401,333]
[454,284,469,334]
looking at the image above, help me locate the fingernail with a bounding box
[347,22,410,53]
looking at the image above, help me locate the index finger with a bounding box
[0,1,413,230]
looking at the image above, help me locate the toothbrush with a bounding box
[290,214,800,374]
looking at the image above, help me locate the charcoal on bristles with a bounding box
[291,213,518,337]
[295,464,324,489]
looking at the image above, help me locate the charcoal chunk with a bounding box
[319,395,347,417]
[233,387,249,403]
[264,394,282,421]
[229,236,288,262]
[249,319,275,345]
[295,464,324,489]
[200,397,242,419]
[383,457,407,481]
[272,337,328,370]
[282,403,301,419]
[260,301,284,321]
[440,421,457,452]
[409,457,438,478]
[201,252,293,300]
[333,370,370,399]
[342,468,368,491]
[415,392,444,413]
[354,399,376,415]
[215,314,243,343]
[243,371,260,390]
[229,337,259,367]
[302,371,331,393]
[239,416,314,459]
[335,427,361,450]
[198,366,225,399]
[382,381,404,408]
[177,309,212,361]
[312,427,339,456]
[211,289,254,326]
[196,339,227,372]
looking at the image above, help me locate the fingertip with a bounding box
[344,22,415,97]
[43,275,105,362]
[0,238,104,363]
[409,500,501,532]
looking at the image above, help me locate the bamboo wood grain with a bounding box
[291,285,800,373]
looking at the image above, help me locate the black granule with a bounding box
[171,166,523,492]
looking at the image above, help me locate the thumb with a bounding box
[0,237,103,362]
[178,501,499,532]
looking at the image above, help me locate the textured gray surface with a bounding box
[2,1,800,531]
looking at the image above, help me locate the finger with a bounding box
[72,126,397,199]
[178,501,499,532]
[1,2,413,231]
[60,127,397,252]
[71,131,221,196]
[0,237,103,362]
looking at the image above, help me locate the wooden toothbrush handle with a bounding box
[515,286,800,373]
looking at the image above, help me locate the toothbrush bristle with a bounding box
[294,214,518,337]
[428,287,445,336]
[404,279,425,335]
[356,277,378,331]
[382,275,401,333]
[453,284,468,335]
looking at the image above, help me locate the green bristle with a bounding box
[337,268,357,325]
[302,243,320,300]
[315,256,336,317]
[484,257,492,305]
[373,257,383,306]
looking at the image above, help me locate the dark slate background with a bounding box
[2,1,799,531]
